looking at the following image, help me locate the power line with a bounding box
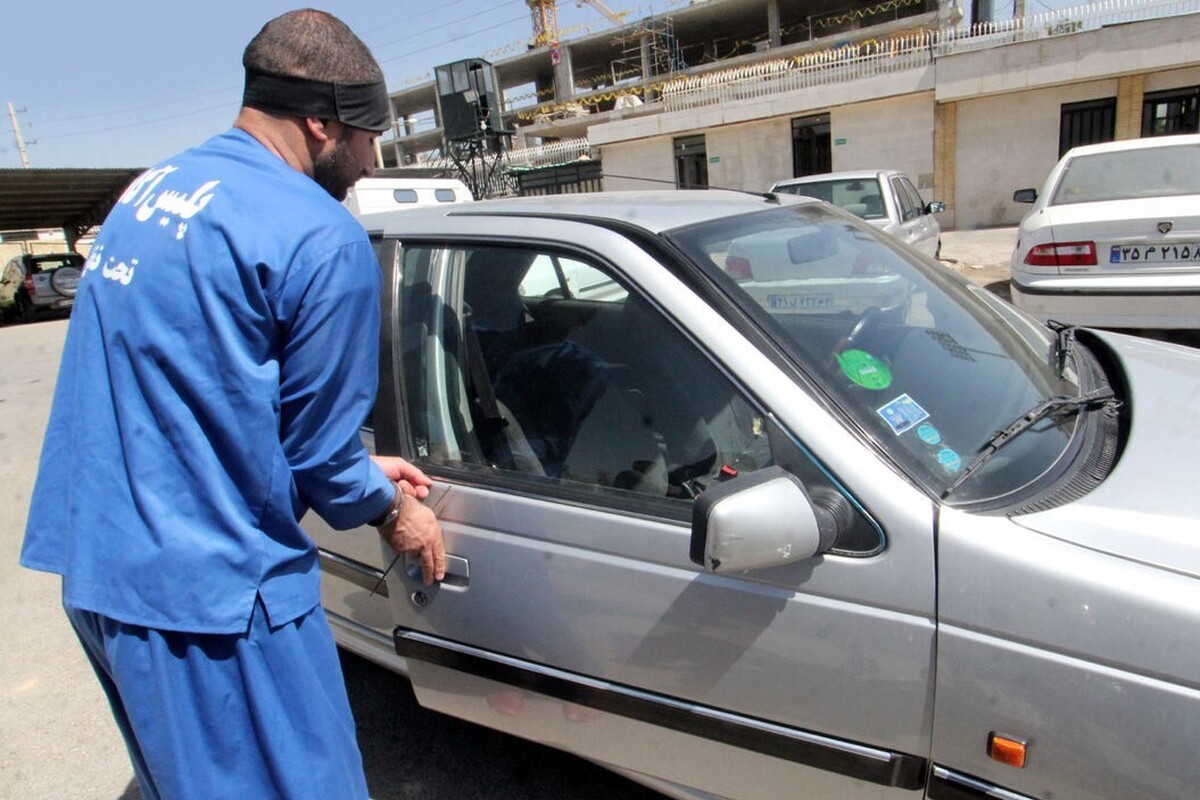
[35,101,236,142]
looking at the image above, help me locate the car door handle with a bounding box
[405,553,470,589]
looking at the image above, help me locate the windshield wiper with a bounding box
[941,387,1120,500]
[1047,319,1080,378]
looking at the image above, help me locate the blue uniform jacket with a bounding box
[20,129,395,633]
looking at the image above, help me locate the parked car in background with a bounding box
[343,177,472,217]
[0,252,84,323]
[306,190,1200,800]
[1010,133,1200,329]
[771,169,944,259]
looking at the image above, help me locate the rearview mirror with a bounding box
[787,228,837,264]
[1012,188,1038,204]
[690,466,843,572]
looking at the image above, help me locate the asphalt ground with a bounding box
[0,227,1191,799]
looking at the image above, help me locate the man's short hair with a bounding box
[241,9,391,133]
[243,8,382,84]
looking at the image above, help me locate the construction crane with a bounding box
[526,0,628,47]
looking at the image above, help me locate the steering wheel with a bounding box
[831,306,883,362]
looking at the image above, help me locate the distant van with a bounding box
[344,178,473,217]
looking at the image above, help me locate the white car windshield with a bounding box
[667,204,1080,503]
[1050,142,1200,205]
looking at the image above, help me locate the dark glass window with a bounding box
[1142,86,1200,136]
[791,113,832,178]
[674,134,709,190]
[1059,98,1115,156]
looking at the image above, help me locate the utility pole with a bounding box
[7,101,31,168]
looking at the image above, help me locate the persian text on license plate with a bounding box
[1110,242,1200,264]
[767,293,833,310]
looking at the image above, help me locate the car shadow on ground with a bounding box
[342,651,665,800]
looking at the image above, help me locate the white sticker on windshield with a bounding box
[877,393,929,435]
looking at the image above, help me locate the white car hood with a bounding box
[1012,330,1200,577]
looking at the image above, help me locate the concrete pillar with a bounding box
[767,0,782,49]
[934,101,958,230]
[554,42,576,104]
[1115,74,1145,140]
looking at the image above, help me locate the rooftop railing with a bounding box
[658,0,1198,113]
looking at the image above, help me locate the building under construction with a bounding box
[381,0,1200,232]
[386,0,948,170]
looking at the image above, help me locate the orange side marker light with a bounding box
[987,732,1028,768]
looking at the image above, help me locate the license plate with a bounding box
[767,293,833,310]
[1110,243,1200,264]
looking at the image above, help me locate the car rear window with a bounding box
[1051,142,1200,205]
[780,178,887,220]
[31,254,84,271]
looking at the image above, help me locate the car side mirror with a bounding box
[1012,188,1038,204]
[689,466,843,573]
[925,201,945,214]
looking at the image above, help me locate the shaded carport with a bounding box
[0,168,144,250]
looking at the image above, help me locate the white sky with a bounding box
[0,0,1088,169]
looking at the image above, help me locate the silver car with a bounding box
[0,252,83,323]
[771,170,944,259]
[307,191,1200,800]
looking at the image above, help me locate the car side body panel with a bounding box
[935,508,1200,799]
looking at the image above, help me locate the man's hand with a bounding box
[376,487,445,586]
[371,455,432,500]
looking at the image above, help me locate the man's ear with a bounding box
[305,117,334,143]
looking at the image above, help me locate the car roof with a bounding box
[772,170,896,188]
[358,189,817,235]
[1064,133,1200,159]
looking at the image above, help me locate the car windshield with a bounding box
[666,204,1078,503]
[1050,142,1200,205]
[776,178,887,220]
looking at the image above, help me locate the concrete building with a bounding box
[382,0,1200,229]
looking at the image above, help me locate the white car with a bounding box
[771,170,944,259]
[1010,134,1200,330]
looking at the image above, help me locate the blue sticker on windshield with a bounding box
[916,423,942,446]
[936,448,963,473]
[877,394,929,435]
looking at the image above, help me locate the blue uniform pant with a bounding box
[65,593,369,800]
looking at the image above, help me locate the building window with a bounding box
[1059,98,1115,156]
[1142,86,1200,136]
[791,114,831,178]
[674,135,708,189]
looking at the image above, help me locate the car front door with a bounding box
[375,220,937,799]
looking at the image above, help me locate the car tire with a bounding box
[16,294,35,324]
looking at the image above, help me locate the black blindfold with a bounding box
[243,67,392,133]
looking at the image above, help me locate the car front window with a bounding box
[1050,142,1200,204]
[392,238,883,552]
[667,204,1078,504]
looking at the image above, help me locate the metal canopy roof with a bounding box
[0,167,144,243]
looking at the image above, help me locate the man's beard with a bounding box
[312,141,361,201]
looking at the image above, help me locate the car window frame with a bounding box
[890,176,921,222]
[382,233,886,555]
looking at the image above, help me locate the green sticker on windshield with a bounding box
[837,349,892,390]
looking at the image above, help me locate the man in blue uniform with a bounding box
[19,10,444,799]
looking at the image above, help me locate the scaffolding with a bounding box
[609,16,686,88]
